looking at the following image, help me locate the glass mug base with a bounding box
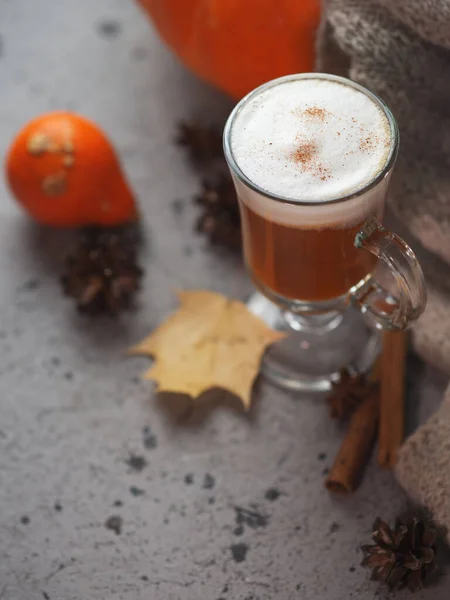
[247,291,381,392]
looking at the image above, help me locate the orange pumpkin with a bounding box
[137,0,322,99]
[6,112,137,227]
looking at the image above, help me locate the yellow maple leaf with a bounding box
[128,290,286,409]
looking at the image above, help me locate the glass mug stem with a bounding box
[283,309,344,335]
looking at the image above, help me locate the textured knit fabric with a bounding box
[317,0,450,374]
[318,0,450,535]
[396,382,450,544]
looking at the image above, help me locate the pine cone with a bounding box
[176,122,224,162]
[61,226,143,315]
[361,516,438,592]
[196,177,241,250]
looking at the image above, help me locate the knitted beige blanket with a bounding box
[318,0,450,538]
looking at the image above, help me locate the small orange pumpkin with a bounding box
[6,112,137,227]
[137,0,322,99]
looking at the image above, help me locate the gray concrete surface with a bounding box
[0,1,449,599]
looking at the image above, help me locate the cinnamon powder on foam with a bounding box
[290,141,331,183]
[287,105,333,182]
[291,141,316,164]
[290,105,389,182]
[302,106,329,121]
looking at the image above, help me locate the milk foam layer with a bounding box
[230,77,393,204]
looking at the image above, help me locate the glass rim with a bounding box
[223,73,400,207]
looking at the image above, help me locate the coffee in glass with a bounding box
[224,74,426,390]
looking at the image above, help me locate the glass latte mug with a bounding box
[223,73,427,390]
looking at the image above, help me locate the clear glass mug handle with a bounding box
[352,218,427,330]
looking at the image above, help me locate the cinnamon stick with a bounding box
[367,354,382,384]
[325,389,379,494]
[377,330,407,468]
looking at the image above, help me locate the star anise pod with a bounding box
[361,515,438,592]
[61,226,143,315]
[195,176,241,250]
[176,121,224,162]
[327,369,370,420]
